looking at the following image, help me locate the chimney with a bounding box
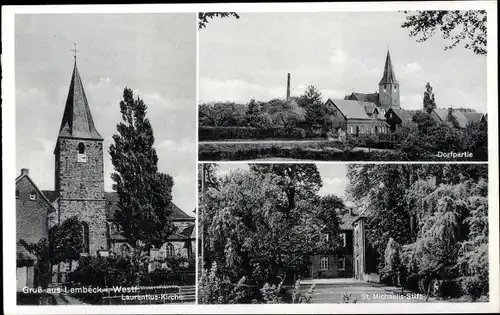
[21,168,29,176]
[286,73,291,102]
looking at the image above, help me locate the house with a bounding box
[16,168,54,290]
[325,99,390,136]
[309,209,359,279]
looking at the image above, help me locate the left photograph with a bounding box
[15,14,197,305]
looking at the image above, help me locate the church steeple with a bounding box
[378,49,400,109]
[58,61,102,140]
[379,50,398,85]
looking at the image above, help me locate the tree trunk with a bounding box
[425,278,432,302]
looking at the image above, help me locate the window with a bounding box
[332,110,337,117]
[350,126,354,134]
[320,256,329,270]
[166,243,175,257]
[29,191,37,200]
[77,143,87,163]
[340,233,346,247]
[337,257,346,270]
[16,189,20,199]
[375,126,378,133]
[360,126,364,134]
[322,234,329,242]
[78,142,85,154]
[394,85,397,91]
[106,222,111,250]
[384,85,387,92]
[82,222,90,254]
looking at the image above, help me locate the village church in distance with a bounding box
[15,59,196,290]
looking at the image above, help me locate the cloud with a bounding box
[329,48,347,64]
[200,78,285,103]
[319,176,349,199]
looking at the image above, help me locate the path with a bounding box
[296,278,430,303]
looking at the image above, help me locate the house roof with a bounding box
[17,244,37,262]
[379,50,398,85]
[327,99,375,120]
[433,108,469,128]
[180,224,195,238]
[463,112,484,125]
[58,61,103,140]
[387,108,414,123]
[339,208,360,230]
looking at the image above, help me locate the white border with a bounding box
[3,2,499,314]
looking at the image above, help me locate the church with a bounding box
[322,50,486,137]
[16,59,195,288]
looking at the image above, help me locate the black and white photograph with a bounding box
[198,11,488,162]
[14,13,197,305]
[198,163,489,304]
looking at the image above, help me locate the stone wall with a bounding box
[55,138,104,200]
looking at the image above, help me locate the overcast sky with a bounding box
[216,163,349,201]
[15,14,196,214]
[199,11,487,113]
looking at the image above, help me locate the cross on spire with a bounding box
[70,43,79,61]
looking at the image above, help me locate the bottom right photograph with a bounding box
[197,163,489,304]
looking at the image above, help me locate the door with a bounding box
[17,267,27,291]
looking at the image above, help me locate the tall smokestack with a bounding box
[286,73,291,102]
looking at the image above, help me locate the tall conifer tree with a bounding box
[109,88,174,249]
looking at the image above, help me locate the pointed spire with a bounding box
[379,49,398,85]
[58,61,103,140]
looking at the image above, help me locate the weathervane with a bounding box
[70,43,79,61]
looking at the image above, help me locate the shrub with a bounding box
[199,126,307,141]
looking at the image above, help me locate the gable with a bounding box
[16,175,55,212]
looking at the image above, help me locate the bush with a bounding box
[459,275,488,301]
[199,126,307,141]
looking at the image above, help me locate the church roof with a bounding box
[327,99,374,120]
[379,50,398,85]
[58,61,103,140]
[346,92,380,106]
[104,192,195,222]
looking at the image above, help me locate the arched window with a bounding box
[166,243,175,257]
[384,85,387,92]
[375,126,378,133]
[106,222,111,250]
[394,85,397,91]
[78,143,85,154]
[356,126,360,136]
[81,222,90,254]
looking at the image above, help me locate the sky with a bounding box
[216,163,349,201]
[199,11,487,113]
[15,14,197,214]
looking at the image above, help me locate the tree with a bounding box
[109,87,174,249]
[18,238,50,287]
[297,85,323,108]
[446,108,460,129]
[265,98,306,128]
[199,12,240,30]
[401,10,487,55]
[199,102,247,127]
[423,82,436,114]
[49,216,85,265]
[249,164,322,212]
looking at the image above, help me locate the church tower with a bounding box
[54,59,107,255]
[378,50,400,109]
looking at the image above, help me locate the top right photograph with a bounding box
[198,11,488,162]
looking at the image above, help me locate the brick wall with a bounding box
[16,176,49,245]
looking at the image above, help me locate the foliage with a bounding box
[447,108,460,129]
[342,292,358,303]
[266,98,306,127]
[423,82,436,114]
[401,10,487,55]
[109,88,174,249]
[290,280,314,304]
[381,238,403,285]
[49,216,85,264]
[199,102,247,127]
[198,12,240,30]
[18,238,51,287]
[199,167,344,303]
[199,126,306,141]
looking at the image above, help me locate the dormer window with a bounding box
[29,191,37,200]
[77,142,87,163]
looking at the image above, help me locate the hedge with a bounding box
[199,127,308,141]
